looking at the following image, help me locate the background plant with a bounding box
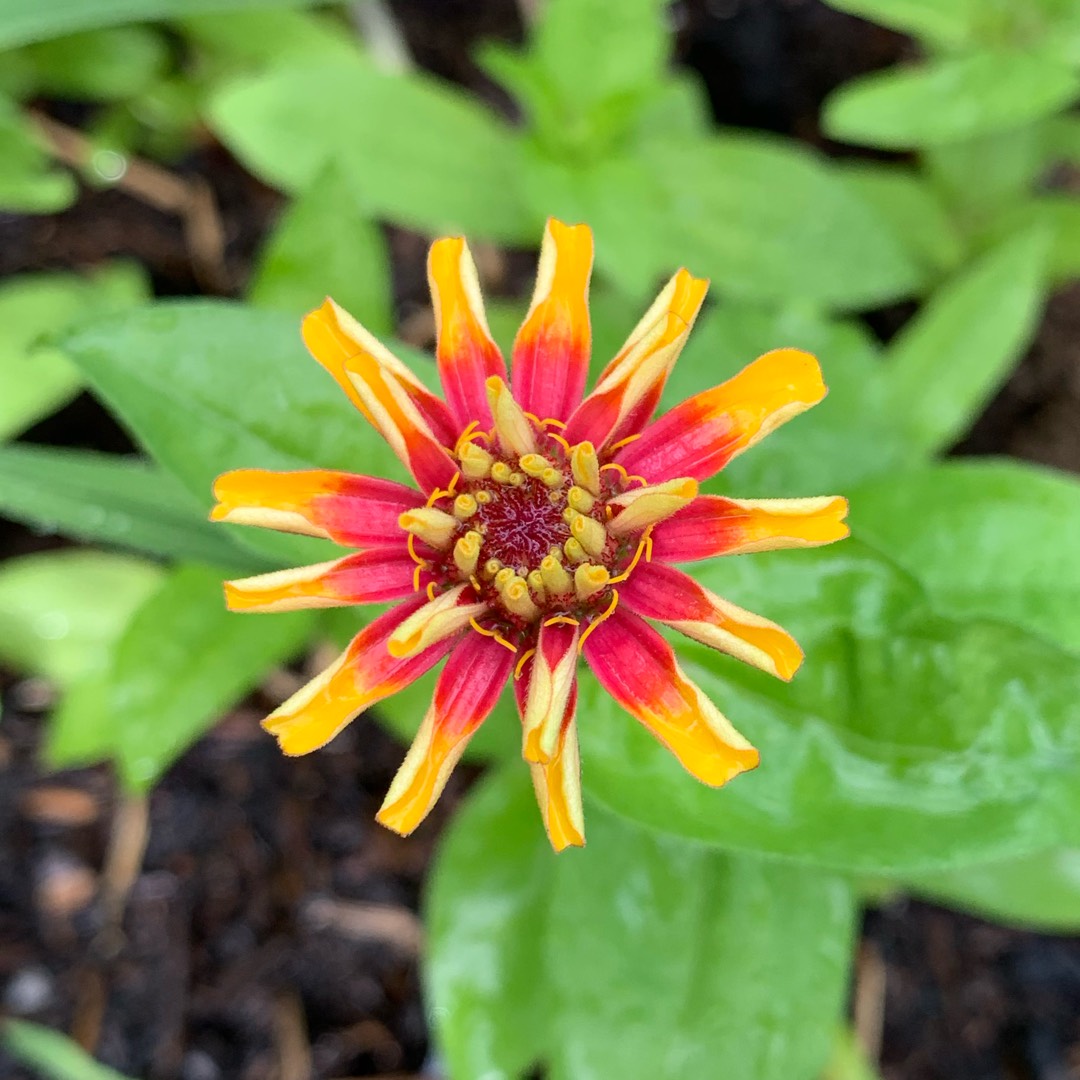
[1,0,1078,1077]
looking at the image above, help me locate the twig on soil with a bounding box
[349,1,414,73]
[853,940,887,1065]
[274,992,313,1080]
[28,110,231,293]
[300,896,424,956]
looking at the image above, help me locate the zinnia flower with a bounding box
[211,219,848,850]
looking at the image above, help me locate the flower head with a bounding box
[212,219,849,850]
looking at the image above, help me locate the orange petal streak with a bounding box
[261,598,453,756]
[615,348,826,484]
[211,469,420,548]
[618,561,803,681]
[651,495,850,563]
[377,633,515,835]
[511,219,593,420]
[583,608,759,787]
[429,236,507,428]
[564,268,708,449]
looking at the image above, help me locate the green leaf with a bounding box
[580,543,1080,873]
[426,767,553,1080]
[249,161,393,333]
[0,550,161,685]
[55,300,396,563]
[987,195,1080,284]
[0,0,327,51]
[0,264,148,440]
[823,1028,883,1080]
[21,26,168,101]
[2,1020,132,1080]
[839,163,964,276]
[0,95,77,212]
[880,227,1048,455]
[634,134,923,307]
[0,444,264,571]
[824,52,1079,150]
[819,0,976,48]
[852,459,1080,652]
[102,563,314,790]
[207,59,531,242]
[546,809,856,1080]
[907,847,1080,932]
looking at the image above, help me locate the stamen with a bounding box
[399,507,458,549]
[570,441,601,496]
[574,563,610,601]
[578,589,620,652]
[546,430,572,454]
[491,461,513,485]
[483,558,503,579]
[541,467,563,489]
[567,485,595,513]
[515,647,537,680]
[519,453,550,478]
[508,471,526,487]
[503,576,540,620]
[453,493,478,520]
[608,477,698,536]
[486,376,537,457]
[493,566,516,592]
[453,531,482,576]
[459,441,494,480]
[563,537,587,564]
[609,535,649,584]
[526,569,547,603]
[469,616,519,653]
[539,554,572,595]
[475,490,492,504]
[569,511,607,557]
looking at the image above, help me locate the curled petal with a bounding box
[616,349,826,483]
[564,268,708,449]
[651,495,850,563]
[520,621,579,764]
[607,477,698,537]
[387,583,488,659]
[261,598,451,756]
[211,469,420,548]
[429,236,507,428]
[486,376,537,458]
[224,548,420,613]
[377,633,514,836]
[618,562,802,680]
[515,672,584,852]
[583,608,759,787]
[511,219,593,420]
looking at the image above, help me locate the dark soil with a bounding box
[2,2,1079,1079]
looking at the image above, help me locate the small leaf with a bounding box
[824,51,1080,150]
[0,94,76,212]
[0,444,264,571]
[0,550,161,685]
[0,264,148,440]
[881,227,1048,455]
[2,1020,132,1080]
[249,161,393,333]
[819,0,976,48]
[104,563,314,791]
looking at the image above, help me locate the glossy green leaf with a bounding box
[0,445,264,571]
[0,550,161,686]
[580,543,1080,873]
[208,60,531,242]
[0,95,77,212]
[880,227,1047,455]
[249,161,392,333]
[634,134,922,307]
[547,808,856,1080]
[102,563,314,790]
[819,0,976,48]
[427,767,553,1080]
[908,847,1080,931]
[852,459,1080,652]
[0,0,326,50]
[2,1020,131,1080]
[824,52,1079,150]
[0,264,147,440]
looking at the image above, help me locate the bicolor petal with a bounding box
[618,562,803,680]
[224,548,420,613]
[651,495,850,563]
[583,608,759,787]
[429,236,507,429]
[564,268,708,449]
[615,349,826,483]
[387,583,488,659]
[261,598,452,756]
[377,633,514,836]
[211,469,420,548]
[520,620,579,764]
[511,219,593,421]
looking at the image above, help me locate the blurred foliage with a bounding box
[1,0,1079,1077]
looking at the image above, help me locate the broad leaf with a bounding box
[208,60,531,242]
[0,444,264,571]
[819,0,976,48]
[852,459,1080,652]
[880,227,1047,456]
[580,544,1080,873]
[824,52,1079,150]
[0,94,77,212]
[2,1020,131,1080]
